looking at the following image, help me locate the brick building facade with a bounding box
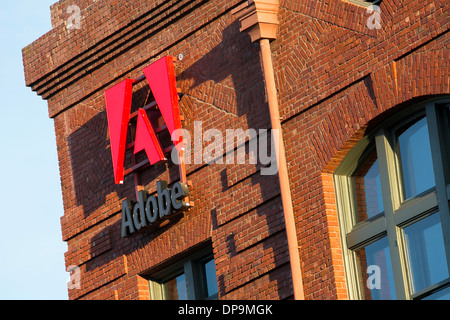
[23,0,449,300]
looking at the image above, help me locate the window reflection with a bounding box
[355,237,396,300]
[404,213,449,294]
[336,102,450,300]
[354,148,384,222]
[163,273,187,300]
[447,106,450,124]
[395,116,435,201]
[203,259,218,298]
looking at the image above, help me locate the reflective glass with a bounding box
[447,106,450,147]
[447,106,450,123]
[203,259,218,298]
[163,273,187,300]
[354,148,384,222]
[404,213,449,294]
[395,116,435,200]
[355,237,396,300]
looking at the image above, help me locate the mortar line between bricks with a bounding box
[185,94,240,118]
[281,75,368,125]
[394,27,450,62]
[64,209,121,242]
[222,259,292,298]
[215,193,281,229]
[279,4,377,38]
[72,274,127,300]
[233,226,287,256]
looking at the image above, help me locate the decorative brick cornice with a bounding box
[22,0,243,118]
[232,0,279,42]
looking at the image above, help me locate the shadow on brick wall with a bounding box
[177,21,291,299]
[67,84,177,217]
[67,110,120,215]
[178,21,269,126]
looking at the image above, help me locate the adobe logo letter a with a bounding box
[105,56,183,185]
[105,79,133,184]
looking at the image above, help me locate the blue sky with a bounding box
[0,1,68,299]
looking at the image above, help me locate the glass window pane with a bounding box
[447,106,450,157]
[163,273,187,300]
[354,148,384,222]
[355,237,396,300]
[447,106,450,123]
[203,259,218,298]
[404,213,449,294]
[395,116,435,200]
[422,285,450,300]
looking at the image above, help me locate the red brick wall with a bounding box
[23,0,449,300]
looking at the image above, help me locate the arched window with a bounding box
[334,99,450,300]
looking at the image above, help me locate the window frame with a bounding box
[334,99,450,300]
[147,248,218,300]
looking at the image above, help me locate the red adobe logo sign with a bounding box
[104,56,183,184]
